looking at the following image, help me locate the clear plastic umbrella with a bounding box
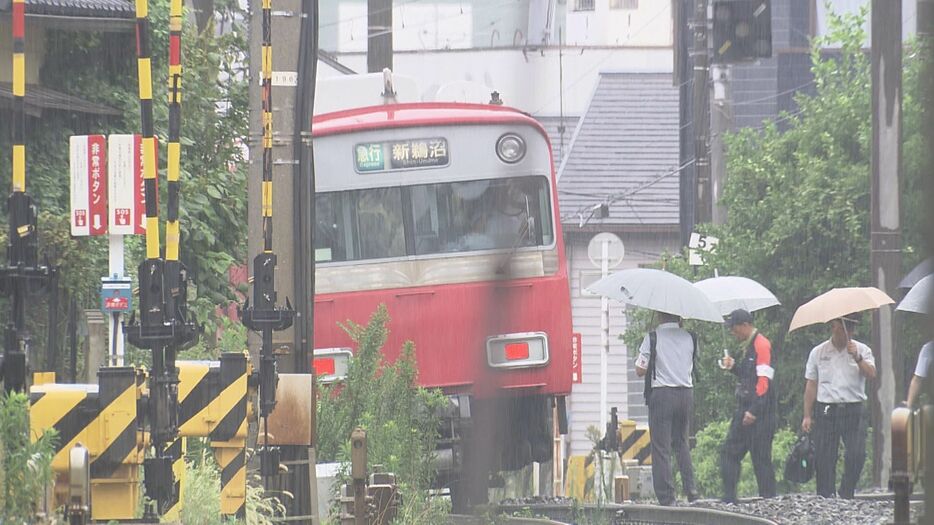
[898,257,933,290]
[896,274,932,315]
[693,276,781,316]
[586,268,723,323]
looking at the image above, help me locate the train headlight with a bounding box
[496,133,526,164]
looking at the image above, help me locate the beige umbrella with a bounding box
[788,287,895,332]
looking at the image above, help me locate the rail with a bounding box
[495,503,779,525]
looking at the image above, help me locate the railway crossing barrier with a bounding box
[28,352,252,521]
[30,367,145,521]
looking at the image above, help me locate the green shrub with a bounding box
[315,305,450,524]
[181,447,225,525]
[180,441,285,525]
[690,419,875,499]
[689,420,809,498]
[0,392,57,523]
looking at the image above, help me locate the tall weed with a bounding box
[316,305,450,524]
[0,392,56,523]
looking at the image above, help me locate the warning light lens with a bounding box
[313,357,336,376]
[505,342,530,361]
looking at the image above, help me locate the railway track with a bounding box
[489,503,778,525]
[489,492,925,525]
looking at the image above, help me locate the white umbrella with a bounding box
[586,268,724,323]
[898,257,933,290]
[896,274,932,314]
[693,276,781,315]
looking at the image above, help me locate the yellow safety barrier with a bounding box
[618,420,652,465]
[28,353,251,520]
[564,455,596,502]
[30,368,145,521]
[177,353,251,519]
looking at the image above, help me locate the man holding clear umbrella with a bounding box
[635,311,699,506]
[719,308,777,503]
[801,315,877,499]
[587,268,722,505]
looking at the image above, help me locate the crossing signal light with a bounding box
[712,0,772,63]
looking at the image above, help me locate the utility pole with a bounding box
[710,63,733,225]
[916,0,933,517]
[367,0,393,73]
[692,0,711,225]
[247,0,318,522]
[869,0,902,486]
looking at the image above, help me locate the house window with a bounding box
[575,0,595,11]
[610,0,638,9]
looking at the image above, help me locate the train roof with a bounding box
[312,103,549,141]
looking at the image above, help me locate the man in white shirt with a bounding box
[636,311,698,505]
[906,341,933,408]
[801,316,876,499]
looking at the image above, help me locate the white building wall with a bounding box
[322,46,672,116]
[566,0,672,47]
[565,231,679,457]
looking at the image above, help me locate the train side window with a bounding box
[410,185,441,254]
[314,188,405,262]
[314,193,347,262]
[352,187,406,260]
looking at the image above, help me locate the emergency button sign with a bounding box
[69,135,108,236]
[108,134,157,235]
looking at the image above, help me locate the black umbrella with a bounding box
[899,257,934,290]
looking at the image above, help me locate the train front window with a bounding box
[314,176,553,263]
[409,176,553,255]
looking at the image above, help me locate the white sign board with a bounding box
[107,135,155,235]
[688,232,719,266]
[587,232,625,269]
[70,135,108,236]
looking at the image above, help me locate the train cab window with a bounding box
[409,176,554,255]
[314,187,406,262]
[315,176,553,263]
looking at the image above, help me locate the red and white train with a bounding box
[310,92,573,507]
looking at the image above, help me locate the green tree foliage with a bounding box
[0,0,249,373]
[316,305,450,524]
[624,8,927,433]
[0,393,56,522]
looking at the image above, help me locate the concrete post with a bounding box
[84,310,106,383]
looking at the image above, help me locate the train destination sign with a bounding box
[354,137,449,172]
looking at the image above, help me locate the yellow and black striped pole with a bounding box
[11,0,25,196]
[241,0,294,484]
[135,0,160,261]
[165,0,182,267]
[261,0,273,254]
[130,0,179,516]
[163,0,191,325]
[2,0,52,393]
